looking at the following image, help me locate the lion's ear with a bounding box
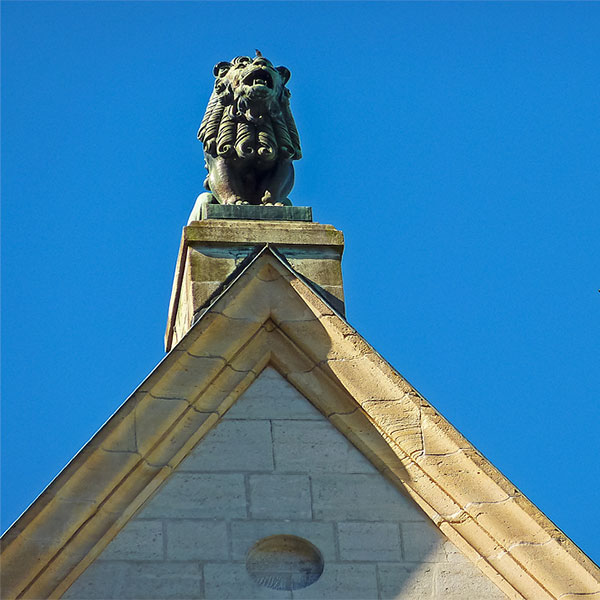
[277,66,291,85]
[213,61,231,77]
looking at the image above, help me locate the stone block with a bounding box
[189,248,238,282]
[99,409,137,454]
[249,474,312,520]
[182,311,262,361]
[63,561,203,599]
[324,355,404,402]
[311,474,425,522]
[134,394,190,456]
[202,203,312,222]
[293,563,378,599]
[137,473,246,519]
[224,367,321,420]
[485,551,549,599]
[150,353,226,400]
[194,368,258,418]
[191,280,222,309]
[230,520,336,562]
[377,563,435,599]
[54,447,141,507]
[401,521,447,563]
[99,519,163,561]
[145,409,217,468]
[173,301,193,348]
[178,420,274,472]
[272,420,377,474]
[286,256,343,286]
[328,412,401,475]
[274,317,338,363]
[166,519,228,560]
[204,563,292,599]
[436,563,508,599]
[337,522,401,561]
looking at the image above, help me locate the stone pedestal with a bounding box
[165,218,345,351]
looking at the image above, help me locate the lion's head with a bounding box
[198,54,301,162]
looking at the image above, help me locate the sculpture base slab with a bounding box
[202,204,312,222]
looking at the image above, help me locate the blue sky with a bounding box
[2,1,599,565]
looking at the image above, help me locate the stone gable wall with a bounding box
[63,368,507,599]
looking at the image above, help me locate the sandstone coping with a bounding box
[183,219,344,247]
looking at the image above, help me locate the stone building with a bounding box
[1,205,599,599]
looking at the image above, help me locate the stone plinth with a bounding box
[165,219,344,351]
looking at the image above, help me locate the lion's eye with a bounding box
[253,57,272,67]
[213,61,231,77]
[233,56,251,67]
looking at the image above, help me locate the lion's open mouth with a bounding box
[243,68,273,89]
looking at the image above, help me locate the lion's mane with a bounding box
[197,56,301,163]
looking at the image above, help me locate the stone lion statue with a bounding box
[197,53,302,206]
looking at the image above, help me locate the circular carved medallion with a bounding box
[246,535,324,591]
